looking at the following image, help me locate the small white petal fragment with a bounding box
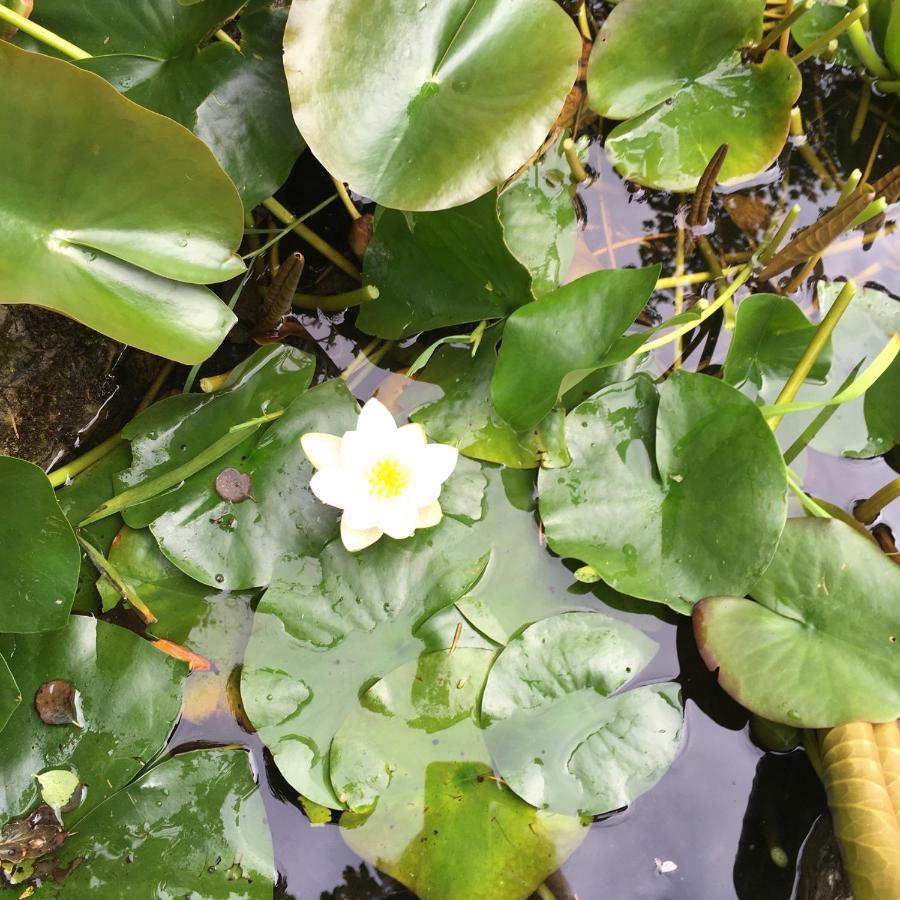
[36,769,80,810]
[341,520,382,552]
[300,433,342,470]
[417,501,443,529]
[302,398,459,552]
[654,858,678,875]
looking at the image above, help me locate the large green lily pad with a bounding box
[694,518,900,728]
[724,293,831,390]
[283,0,582,210]
[359,193,533,339]
[491,266,660,431]
[588,0,800,190]
[0,457,80,633]
[241,519,489,808]
[27,0,304,209]
[0,41,243,363]
[0,616,184,820]
[497,133,587,298]
[481,612,683,816]
[0,653,19,736]
[538,372,788,613]
[35,749,274,898]
[332,650,588,899]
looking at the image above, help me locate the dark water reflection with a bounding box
[162,55,899,900]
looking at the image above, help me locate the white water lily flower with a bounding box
[300,397,458,552]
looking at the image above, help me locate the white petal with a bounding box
[309,469,347,509]
[300,433,342,470]
[416,501,443,529]
[342,498,380,531]
[356,397,397,438]
[422,443,459,484]
[377,503,419,540]
[341,520,382,552]
[396,422,427,449]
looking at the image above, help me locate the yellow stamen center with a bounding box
[366,457,411,500]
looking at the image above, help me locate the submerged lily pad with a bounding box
[332,650,588,899]
[36,750,274,898]
[482,612,683,816]
[497,133,587,297]
[588,0,800,190]
[0,456,80,633]
[694,518,900,728]
[241,519,490,808]
[0,616,183,820]
[491,266,660,431]
[360,194,533,339]
[0,41,243,363]
[538,372,788,613]
[283,0,582,210]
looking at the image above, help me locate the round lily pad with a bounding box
[283,0,582,210]
[694,518,900,728]
[538,372,788,613]
[481,612,683,816]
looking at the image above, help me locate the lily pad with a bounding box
[793,3,861,67]
[34,749,274,898]
[694,518,900,728]
[359,193,533,339]
[331,650,588,899]
[497,133,587,297]
[588,0,800,190]
[0,654,19,736]
[481,612,683,816]
[411,331,571,469]
[491,265,661,431]
[724,293,831,390]
[754,283,900,458]
[34,0,304,209]
[0,616,183,820]
[283,0,582,210]
[241,519,490,808]
[537,372,788,613]
[0,41,243,363]
[0,456,80,633]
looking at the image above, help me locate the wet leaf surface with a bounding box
[283,0,582,210]
[0,654,19,736]
[360,193,533,339]
[481,612,683,816]
[694,518,900,728]
[0,617,183,821]
[538,372,788,613]
[0,41,243,363]
[332,650,588,899]
[0,456,80,633]
[491,266,660,431]
[36,749,274,898]
[241,518,490,808]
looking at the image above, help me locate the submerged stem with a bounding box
[854,477,900,525]
[847,16,892,78]
[332,178,361,221]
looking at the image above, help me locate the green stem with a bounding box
[214,28,240,51]
[766,280,856,430]
[563,138,588,183]
[79,425,259,526]
[633,265,753,356]
[756,0,814,53]
[847,16,892,78]
[536,884,556,900]
[757,204,802,265]
[76,534,157,623]
[838,168,862,203]
[792,3,868,64]
[332,177,361,221]
[262,197,361,281]
[854,476,900,525]
[228,410,285,432]
[786,470,833,519]
[878,79,900,92]
[0,5,89,59]
[293,285,379,311]
[244,195,339,261]
[847,196,887,229]
[47,433,123,489]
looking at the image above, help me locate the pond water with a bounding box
[58,45,899,900]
